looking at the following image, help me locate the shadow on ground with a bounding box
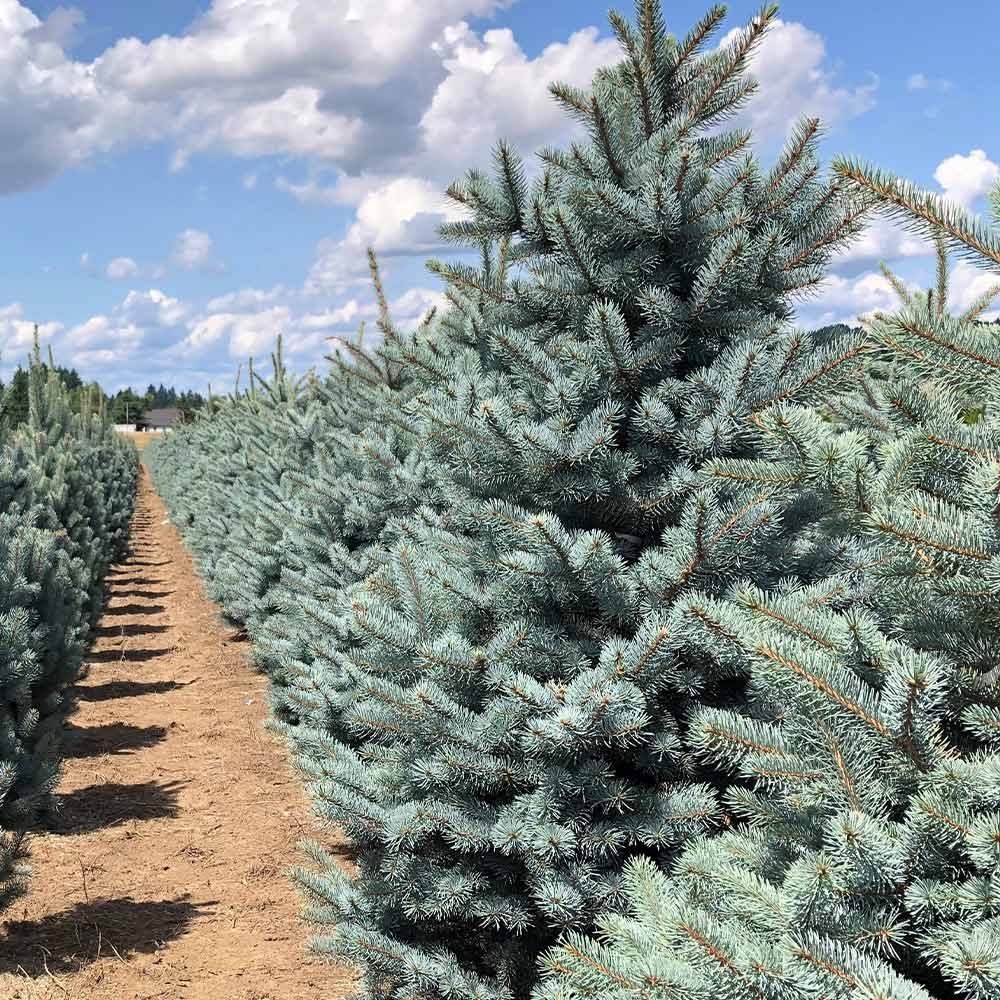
[92,622,171,638]
[87,647,173,664]
[51,780,185,835]
[101,603,166,617]
[77,679,187,702]
[0,896,213,974]
[64,723,168,758]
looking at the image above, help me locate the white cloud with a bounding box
[831,215,929,272]
[106,256,139,279]
[799,269,920,328]
[275,174,341,205]
[26,5,85,49]
[907,72,951,93]
[933,149,1000,209]
[389,287,448,331]
[63,314,112,348]
[171,228,219,271]
[717,19,877,140]
[299,300,367,329]
[120,288,190,329]
[243,172,258,190]
[0,303,62,364]
[304,176,470,294]
[946,259,1000,319]
[206,285,292,313]
[420,24,620,178]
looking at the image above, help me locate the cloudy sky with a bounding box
[1,0,997,392]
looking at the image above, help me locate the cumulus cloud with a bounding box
[831,151,1000,273]
[275,173,341,205]
[171,228,220,271]
[120,288,190,330]
[831,215,930,274]
[25,5,85,49]
[304,176,470,293]
[419,23,620,178]
[206,285,292,313]
[933,149,1000,209]
[106,256,139,279]
[0,303,62,366]
[801,270,916,327]
[717,19,877,141]
[947,259,1000,319]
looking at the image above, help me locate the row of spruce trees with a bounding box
[146,3,1000,997]
[1,339,139,911]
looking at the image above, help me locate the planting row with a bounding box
[147,3,1000,998]
[1,343,139,911]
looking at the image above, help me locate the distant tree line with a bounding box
[107,384,207,426]
[0,366,206,430]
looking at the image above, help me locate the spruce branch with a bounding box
[833,155,1000,271]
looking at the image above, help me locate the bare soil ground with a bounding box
[0,467,355,999]
[117,431,158,451]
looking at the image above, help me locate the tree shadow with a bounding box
[93,622,171,638]
[88,646,173,664]
[51,780,184,835]
[102,603,166,616]
[64,722,167,758]
[106,576,162,587]
[0,895,212,974]
[77,679,185,702]
[122,590,174,600]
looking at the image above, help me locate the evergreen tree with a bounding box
[147,251,442,720]
[276,3,874,997]
[4,367,31,429]
[535,190,1000,999]
[249,251,446,724]
[0,345,138,912]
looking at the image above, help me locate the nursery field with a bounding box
[4,1,1000,998]
[0,469,354,1000]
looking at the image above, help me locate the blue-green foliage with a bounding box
[279,3,875,996]
[145,260,443,723]
[148,342,328,636]
[150,2,878,997]
[535,222,1000,997]
[0,346,139,912]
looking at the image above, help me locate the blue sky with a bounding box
[1,0,998,393]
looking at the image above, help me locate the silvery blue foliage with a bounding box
[536,197,1000,1000]
[0,346,138,912]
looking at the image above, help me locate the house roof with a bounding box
[142,407,183,426]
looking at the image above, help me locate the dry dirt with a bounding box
[117,432,158,451]
[0,467,356,999]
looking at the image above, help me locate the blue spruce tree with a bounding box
[283,3,875,997]
[535,174,1000,1000]
[0,348,138,911]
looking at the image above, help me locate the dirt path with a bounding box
[0,467,354,999]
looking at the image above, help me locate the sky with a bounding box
[0,0,997,393]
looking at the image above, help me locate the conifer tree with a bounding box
[0,347,138,911]
[251,252,447,722]
[535,188,1000,1000]
[282,3,875,997]
[147,252,441,720]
